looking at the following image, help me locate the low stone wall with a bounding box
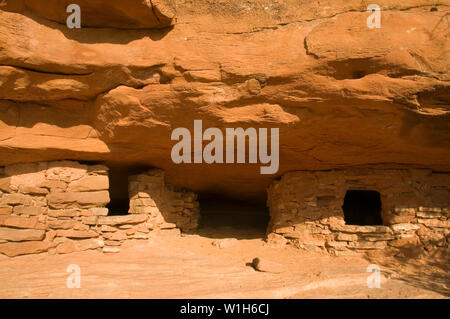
[0,161,200,257]
[266,169,450,256]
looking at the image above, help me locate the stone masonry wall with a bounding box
[129,169,200,233]
[266,169,450,256]
[0,161,110,257]
[0,161,200,257]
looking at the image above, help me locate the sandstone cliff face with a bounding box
[0,0,449,202]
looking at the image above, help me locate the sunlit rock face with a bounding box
[0,0,449,202]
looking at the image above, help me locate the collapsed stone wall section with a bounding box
[266,169,450,256]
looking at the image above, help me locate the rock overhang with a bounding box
[0,1,449,201]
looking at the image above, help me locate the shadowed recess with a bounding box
[197,193,270,239]
[342,190,382,226]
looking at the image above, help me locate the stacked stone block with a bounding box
[267,169,450,255]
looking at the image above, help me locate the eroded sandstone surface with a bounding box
[0,0,449,202]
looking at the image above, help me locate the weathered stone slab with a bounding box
[0,227,45,241]
[55,240,77,254]
[137,192,150,198]
[130,206,159,214]
[0,206,12,215]
[79,209,94,216]
[159,222,177,229]
[336,233,358,241]
[326,240,348,250]
[393,207,416,214]
[361,233,395,241]
[418,207,442,212]
[0,216,46,230]
[103,231,127,241]
[0,241,51,257]
[48,219,76,230]
[40,180,67,192]
[89,208,108,216]
[97,214,148,226]
[56,230,99,239]
[103,247,120,253]
[1,194,33,206]
[56,238,103,254]
[417,219,450,228]
[81,216,98,225]
[18,185,49,195]
[45,162,87,182]
[347,240,386,250]
[13,205,46,216]
[104,240,122,246]
[391,223,420,233]
[67,175,109,192]
[135,224,150,233]
[133,198,157,207]
[47,209,79,217]
[330,224,391,233]
[8,168,46,193]
[118,224,133,229]
[77,238,104,251]
[416,211,442,219]
[101,225,118,232]
[273,226,294,234]
[47,191,110,208]
[386,214,415,224]
[388,237,420,248]
[0,177,11,192]
[74,223,89,231]
[129,232,149,239]
[87,165,108,175]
